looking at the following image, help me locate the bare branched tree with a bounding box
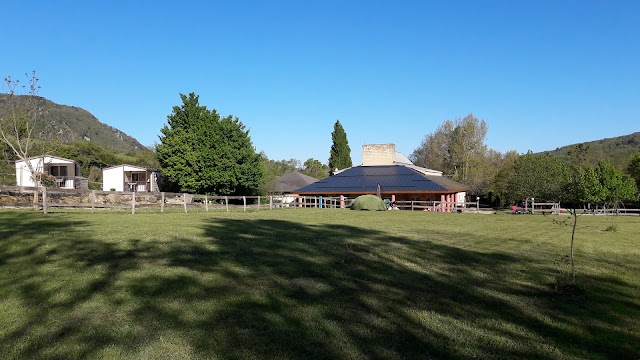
[0,71,46,208]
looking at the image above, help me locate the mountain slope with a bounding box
[543,132,640,168]
[0,94,145,153]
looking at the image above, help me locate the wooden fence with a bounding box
[0,186,358,213]
[393,200,482,213]
[0,186,509,215]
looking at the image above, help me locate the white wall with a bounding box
[103,167,124,191]
[15,160,38,187]
[15,157,75,188]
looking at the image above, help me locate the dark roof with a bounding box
[269,172,319,193]
[295,165,467,194]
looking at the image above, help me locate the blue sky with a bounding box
[2,0,639,165]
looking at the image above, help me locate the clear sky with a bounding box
[2,0,639,165]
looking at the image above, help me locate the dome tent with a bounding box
[349,194,387,211]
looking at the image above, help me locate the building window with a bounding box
[132,172,146,183]
[49,165,68,177]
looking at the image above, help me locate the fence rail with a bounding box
[393,200,482,213]
[0,186,357,214]
[530,202,561,215]
[593,207,640,216]
[0,186,500,215]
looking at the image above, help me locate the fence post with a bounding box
[131,191,136,214]
[225,196,229,212]
[161,192,165,213]
[205,195,209,212]
[270,195,273,210]
[243,196,246,212]
[411,201,414,211]
[476,198,479,213]
[531,198,535,215]
[42,187,48,214]
[257,196,260,211]
[183,193,187,213]
[91,190,96,214]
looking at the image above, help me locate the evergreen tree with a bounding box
[328,120,352,172]
[156,93,264,195]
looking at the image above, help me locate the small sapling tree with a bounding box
[560,165,604,283]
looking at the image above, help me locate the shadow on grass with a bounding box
[0,213,638,359]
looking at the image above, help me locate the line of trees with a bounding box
[1,73,352,196]
[155,97,355,196]
[411,114,640,207]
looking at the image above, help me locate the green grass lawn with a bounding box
[0,209,639,359]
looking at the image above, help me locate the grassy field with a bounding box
[0,209,639,359]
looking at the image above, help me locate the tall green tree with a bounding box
[328,120,352,172]
[489,150,519,206]
[410,120,454,173]
[410,114,488,186]
[156,93,263,195]
[495,152,567,205]
[595,161,638,207]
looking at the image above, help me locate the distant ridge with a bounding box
[0,94,145,153]
[542,132,640,168]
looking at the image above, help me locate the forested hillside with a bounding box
[0,94,145,153]
[0,94,156,186]
[542,132,640,169]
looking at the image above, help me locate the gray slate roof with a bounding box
[269,172,320,193]
[295,165,467,194]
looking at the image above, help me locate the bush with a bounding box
[39,173,56,188]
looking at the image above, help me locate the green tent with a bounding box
[349,194,387,211]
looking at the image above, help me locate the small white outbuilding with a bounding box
[15,155,78,188]
[102,164,159,192]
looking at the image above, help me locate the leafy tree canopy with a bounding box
[301,158,329,179]
[156,93,264,195]
[595,161,638,206]
[495,152,568,204]
[627,150,640,187]
[411,114,488,183]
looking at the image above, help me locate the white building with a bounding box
[15,155,78,189]
[102,164,159,192]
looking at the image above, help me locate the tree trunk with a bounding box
[33,187,39,210]
[571,208,577,282]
